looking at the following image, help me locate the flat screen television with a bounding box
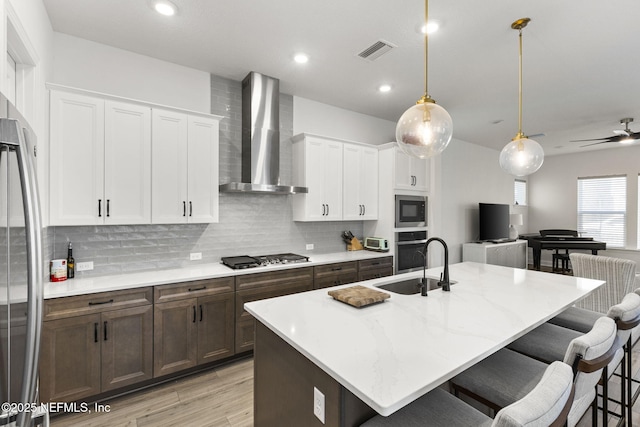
[479,203,510,242]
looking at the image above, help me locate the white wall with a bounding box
[440,138,522,263]
[529,144,640,265]
[51,33,211,113]
[292,96,395,145]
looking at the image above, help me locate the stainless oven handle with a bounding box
[396,239,428,246]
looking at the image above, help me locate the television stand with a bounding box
[463,240,527,269]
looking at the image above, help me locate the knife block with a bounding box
[347,237,364,251]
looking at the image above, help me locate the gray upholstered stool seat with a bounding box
[451,316,617,427]
[548,306,601,333]
[361,361,574,427]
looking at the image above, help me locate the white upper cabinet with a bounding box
[292,134,343,221]
[49,85,221,226]
[50,91,151,225]
[151,109,189,224]
[49,90,105,225]
[104,101,151,224]
[186,115,219,223]
[394,148,429,192]
[343,143,378,221]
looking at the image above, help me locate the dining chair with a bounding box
[450,316,617,427]
[570,253,636,314]
[360,361,574,427]
[516,292,640,425]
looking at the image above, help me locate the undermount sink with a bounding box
[376,278,457,295]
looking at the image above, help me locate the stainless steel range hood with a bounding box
[219,72,308,195]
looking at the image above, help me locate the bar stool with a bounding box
[360,361,574,427]
[548,291,640,425]
[450,317,618,427]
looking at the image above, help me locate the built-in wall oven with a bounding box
[396,230,428,273]
[395,195,427,228]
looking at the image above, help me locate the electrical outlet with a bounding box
[190,252,202,261]
[313,387,325,423]
[76,261,94,272]
[306,244,314,251]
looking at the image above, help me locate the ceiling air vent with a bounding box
[357,40,396,61]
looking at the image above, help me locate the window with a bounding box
[577,175,626,247]
[514,179,527,205]
[6,52,16,105]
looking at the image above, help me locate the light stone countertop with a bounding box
[244,261,605,417]
[43,250,391,299]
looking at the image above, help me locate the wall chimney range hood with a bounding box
[219,72,308,195]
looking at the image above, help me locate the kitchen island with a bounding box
[244,261,605,426]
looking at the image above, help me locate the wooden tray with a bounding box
[328,285,390,308]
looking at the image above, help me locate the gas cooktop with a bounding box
[221,253,310,270]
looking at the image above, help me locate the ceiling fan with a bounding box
[572,117,640,147]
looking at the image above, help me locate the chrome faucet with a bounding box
[419,237,451,296]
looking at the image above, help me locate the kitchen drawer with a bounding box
[313,262,358,290]
[358,256,393,271]
[154,277,235,303]
[358,256,393,281]
[43,287,153,321]
[235,267,313,292]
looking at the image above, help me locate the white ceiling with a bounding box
[42,0,640,156]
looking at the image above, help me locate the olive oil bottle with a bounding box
[67,242,75,278]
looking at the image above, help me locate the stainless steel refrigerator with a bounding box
[0,94,44,427]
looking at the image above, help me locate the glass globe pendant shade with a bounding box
[499,137,544,176]
[396,101,453,159]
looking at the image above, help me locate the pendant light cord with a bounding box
[518,26,523,138]
[423,0,429,101]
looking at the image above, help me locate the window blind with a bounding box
[577,175,626,248]
[514,179,527,205]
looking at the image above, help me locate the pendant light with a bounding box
[396,0,453,159]
[499,18,544,176]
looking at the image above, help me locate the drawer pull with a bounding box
[88,299,114,306]
[188,286,206,292]
[331,267,343,271]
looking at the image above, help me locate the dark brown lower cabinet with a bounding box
[236,267,313,353]
[39,288,153,402]
[153,277,235,377]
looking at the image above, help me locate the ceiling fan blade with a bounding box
[613,130,630,136]
[580,140,614,147]
[571,136,616,143]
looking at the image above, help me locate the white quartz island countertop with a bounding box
[43,250,389,299]
[244,262,605,417]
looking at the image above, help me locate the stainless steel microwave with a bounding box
[395,195,427,228]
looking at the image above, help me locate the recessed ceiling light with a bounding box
[294,53,309,64]
[378,84,392,93]
[154,1,177,16]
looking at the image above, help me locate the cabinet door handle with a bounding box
[183,201,186,217]
[103,321,108,341]
[106,199,110,217]
[188,286,206,292]
[199,304,203,322]
[88,299,114,306]
[189,201,193,217]
[192,305,196,323]
[98,199,102,217]
[363,205,366,215]
[331,266,343,271]
[94,322,98,343]
[321,204,325,216]
[326,204,329,216]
